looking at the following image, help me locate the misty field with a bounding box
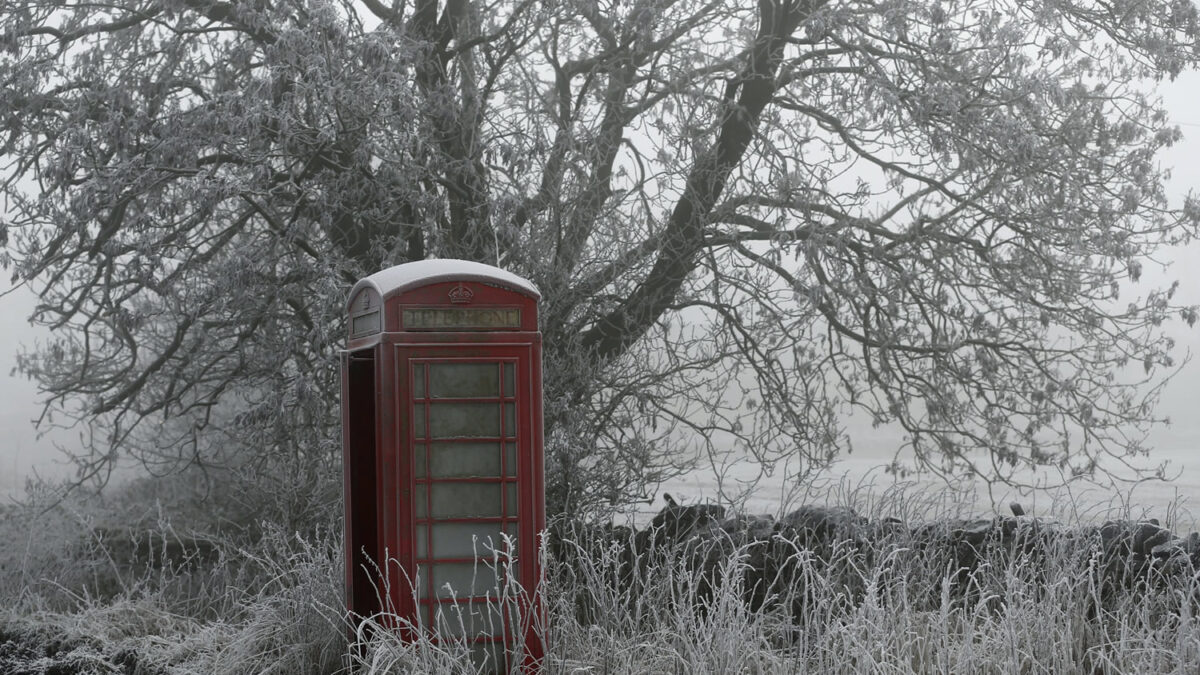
[3,477,1200,675]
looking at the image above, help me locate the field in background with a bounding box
[629,445,1200,533]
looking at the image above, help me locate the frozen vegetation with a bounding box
[3,475,1200,674]
[3,1,1200,673]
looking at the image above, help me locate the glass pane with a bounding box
[468,642,507,673]
[504,444,516,477]
[429,482,502,519]
[415,445,427,477]
[429,442,502,478]
[430,363,499,398]
[503,403,515,437]
[416,529,429,559]
[433,603,506,638]
[413,406,426,438]
[417,567,511,601]
[505,483,518,518]
[351,310,380,336]
[415,484,427,519]
[417,565,430,600]
[503,363,515,397]
[431,562,499,598]
[413,366,426,399]
[429,403,500,438]
[418,522,509,559]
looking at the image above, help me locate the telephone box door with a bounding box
[394,345,543,669]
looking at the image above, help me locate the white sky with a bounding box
[2,71,1199,501]
[1131,70,1200,452]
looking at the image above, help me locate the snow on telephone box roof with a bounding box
[348,259,541,307]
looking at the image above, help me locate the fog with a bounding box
[0,279,71,498]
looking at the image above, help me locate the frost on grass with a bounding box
[4,483,1200,674]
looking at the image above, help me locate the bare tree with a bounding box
[2,0,1198,515]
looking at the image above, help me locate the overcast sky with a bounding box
[3,72,1199,500]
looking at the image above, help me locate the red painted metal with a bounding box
[343,261,545,672]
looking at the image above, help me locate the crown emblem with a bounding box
[448,283,474,304]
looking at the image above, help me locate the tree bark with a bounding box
[409,0,493,263]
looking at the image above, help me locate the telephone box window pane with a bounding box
[429,363,499,398]
[417,565,429,599]
[430,562,499,598]
[415,445,428,476]
[504,444,516,477]
[429,403,500,438]
[419,523,509,559]
[505,483,518,516]
[414,484,428,519]
[433,602,507,638]
[503,403,515,435]
[502,363,515,396]
[413,366,426,399]
[414,407,426,438]
[351,310,380,336]
[467,642,507,672]
[429,442,502,478]
[414,565,501,601]
[418,564,510,601]
[429,482,502,519]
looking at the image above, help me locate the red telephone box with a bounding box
[342,260,545,672]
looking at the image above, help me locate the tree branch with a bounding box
[581,0,827,360]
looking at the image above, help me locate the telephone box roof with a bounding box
[350,259,541,305]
